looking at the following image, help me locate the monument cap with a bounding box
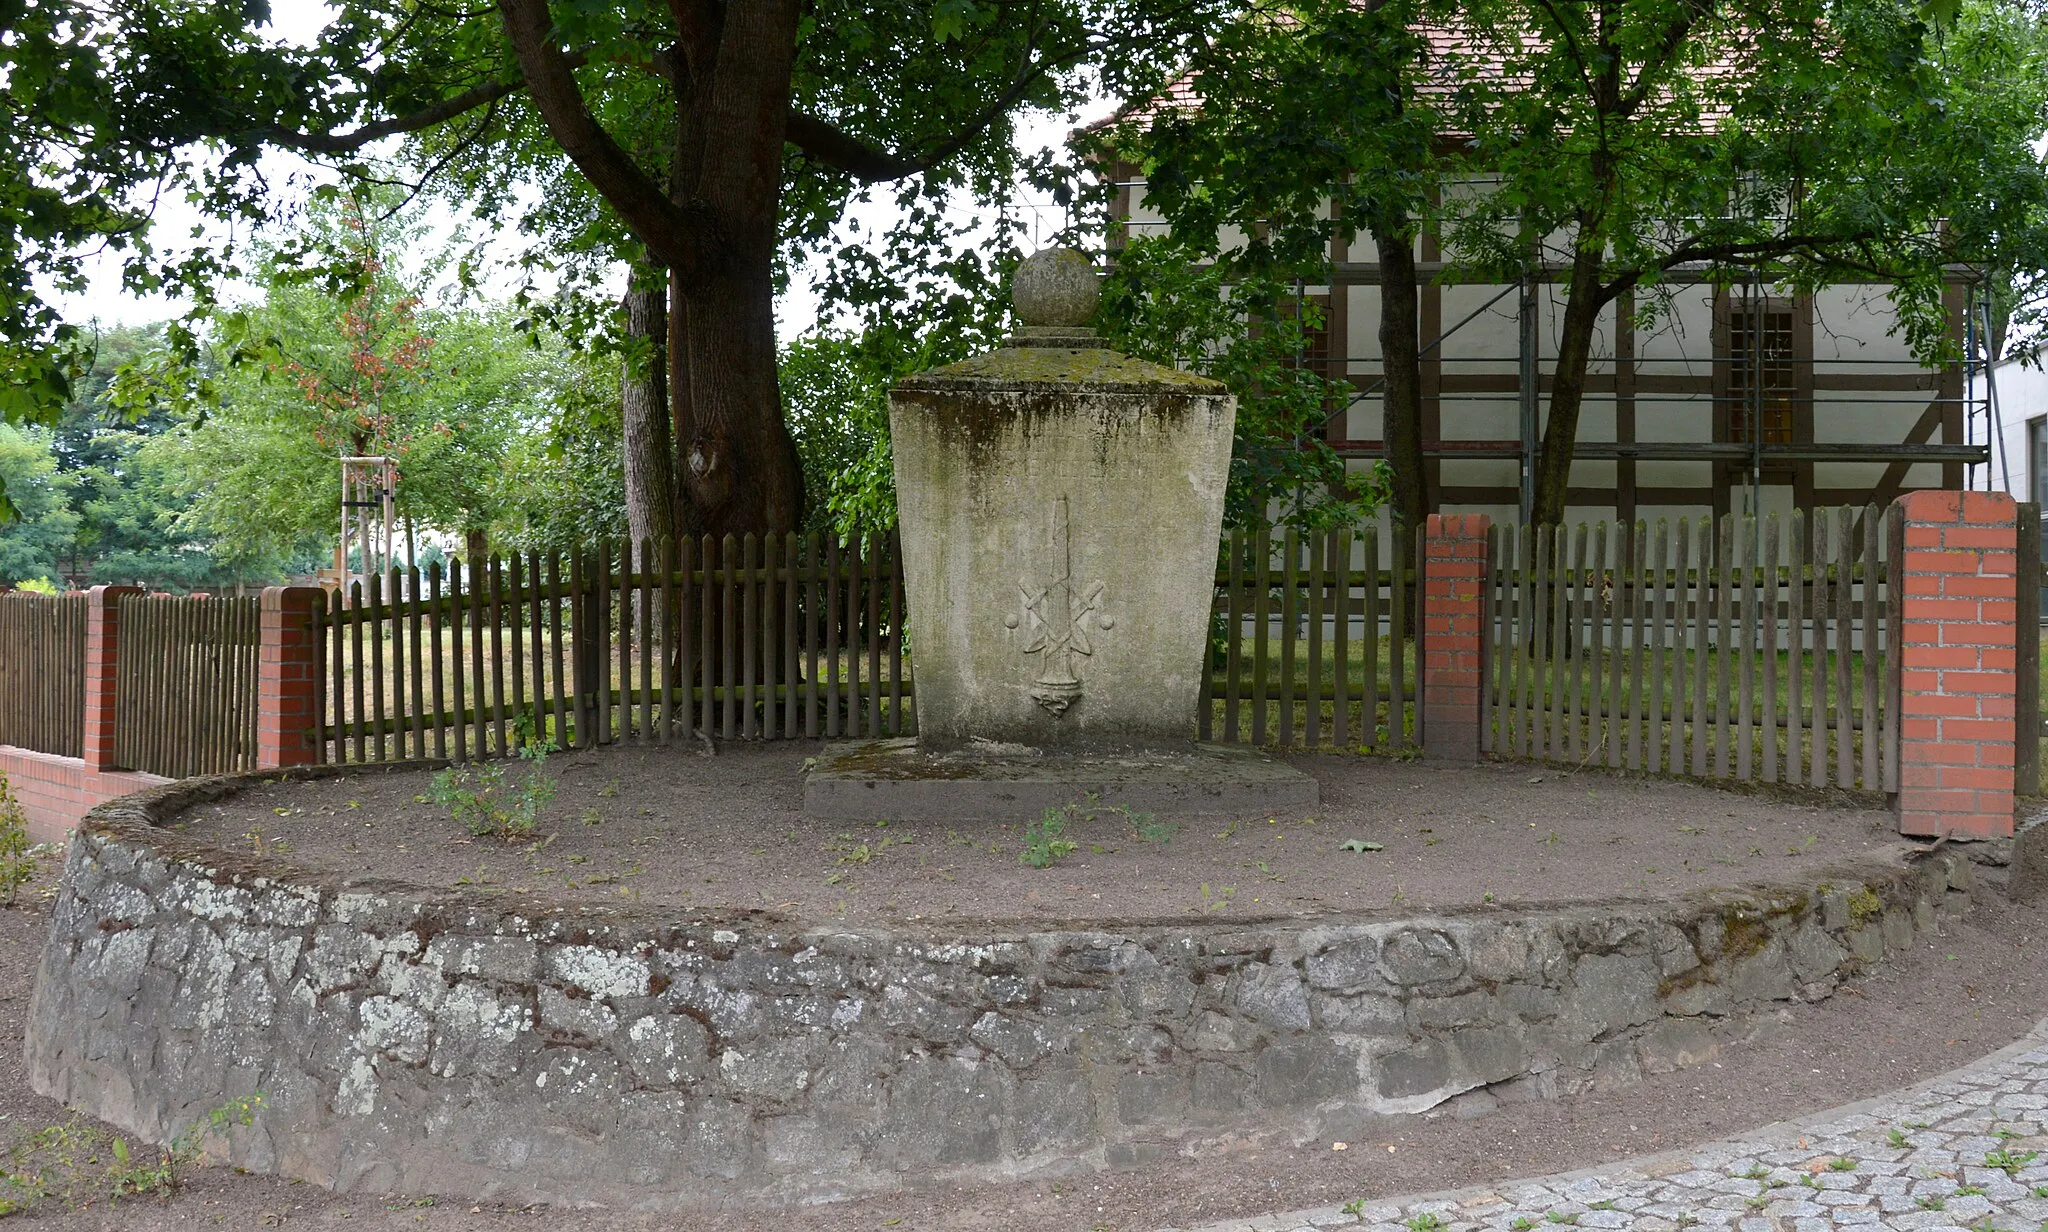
[1012,247,1103,348]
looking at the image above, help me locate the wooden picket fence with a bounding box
[1482,506,1901,793]
[1200,524,1422,750]
[314,528,1425,764]
[314,534,911,763]
[0,593,87,759]
[113,595,262,778]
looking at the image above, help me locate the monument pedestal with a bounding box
[802,738,1319,822]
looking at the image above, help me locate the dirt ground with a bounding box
[173,745,1910,924]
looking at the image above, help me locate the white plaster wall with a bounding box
[1118,174,1960,522]
[1986,349,2048,503]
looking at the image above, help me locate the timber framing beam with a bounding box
[1302,261,1984,287]
[1332,440,1988,463]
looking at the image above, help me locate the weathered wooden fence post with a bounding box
[1894,490,2019,838]
[257,586,328,770]
[572,548,604,748]
[1422,513,1493,763]
[82,585,142,773]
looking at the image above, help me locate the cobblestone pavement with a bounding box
[1174,1020,2048,1232]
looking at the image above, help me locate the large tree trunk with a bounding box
[668,260,803,542]
[498,0,807,543]
[1530,246,1609,526]
[622,284,683,548]
[1368,208,1429,534]
[662,0,806,543]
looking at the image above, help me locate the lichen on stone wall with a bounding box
[23,770,1976,1212]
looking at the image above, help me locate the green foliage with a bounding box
[431,722,558,840]
[0,426,79,587]
[780,333,901,543]
[1434,0,2048,362]
[129,186,612,566]
[0,324,274,591]
[1020,809,1079,868]
[0,773,34,907]
[1099,241,1391,532]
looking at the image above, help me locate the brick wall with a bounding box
[81,585,140,773]
[0,746,169,845]
[1894,490,2018,839]
[258,586,327,770]
[1421,513,1492,763]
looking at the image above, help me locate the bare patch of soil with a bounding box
[171,745,1910,924]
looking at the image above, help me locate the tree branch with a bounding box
[785,113,920,180]
[260,48,605,155]
[494,0,719,278]
[1619,0,1715,116]
[1592,228,1891,303]
[787,22,1070,184]
[260,76,526,154]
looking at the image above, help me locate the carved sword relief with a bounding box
[1003,495,1110,716]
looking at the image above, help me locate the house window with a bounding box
[1284,295,1333,376]
[1727,304,1796,445]
[2031,417,2048,504]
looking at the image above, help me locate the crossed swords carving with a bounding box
[1005,495,1110,717]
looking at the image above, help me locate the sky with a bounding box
[45,2,1091,346]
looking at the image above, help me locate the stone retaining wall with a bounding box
[26,769,1975,1211]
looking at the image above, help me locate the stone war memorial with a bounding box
[11,250,2038,1218]
[805,247,1319,820]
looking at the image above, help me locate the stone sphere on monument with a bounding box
[1012,247,1100,328]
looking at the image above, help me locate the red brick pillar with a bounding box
[82,585,142,772]
[1896,490,2019,838]
[1422,514,1493,763]
[258,586,327,770]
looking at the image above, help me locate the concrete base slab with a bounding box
[802,737,1320,821]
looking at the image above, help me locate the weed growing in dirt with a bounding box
[1405,1214,1447,1232]
[1917,1195,1946,1210]
[1342,1198,1369,1217]
[1889,1128,1912,1148]
[0,772,35,906]
[1197,883,1236,914]
[1828,1157,1858,1172]
[1510,1219,1537,1231]
[0,1094,262,1214]
[1015,797,1173,868]
[431,717,558,839]
[1020,810,1078,868]
[1741,1164,1771,1181]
